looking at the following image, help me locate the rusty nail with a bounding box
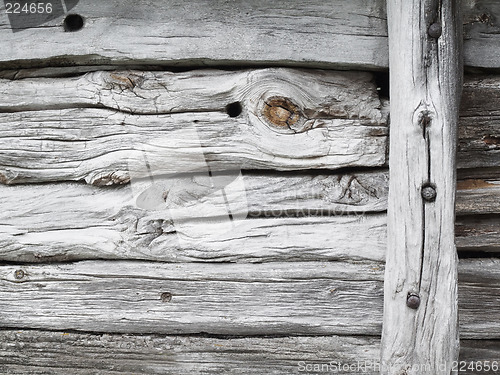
[160,292,173,303]
[407,293,421,309]
[428,23,442,38]
[421,185,437,202]
[14,269,25,280]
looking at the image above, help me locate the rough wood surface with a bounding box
[0,332,382,375]
[456,215,500,253]
[0,69,387,185]
[0,330,496,375]
[0,172,498,263]
[0,259,497,338]
[0,261,386,336]
[458,76,500,170]
[382,0,462,373]
[0,69,384,116]
[0,1,498,69]
[456,179,500,215]
[2,71,500,185]
[0,173,388,263]
[0,0,390,70]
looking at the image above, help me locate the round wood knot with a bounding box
[262,97,302,131]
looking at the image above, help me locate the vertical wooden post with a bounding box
[382,0,462,374]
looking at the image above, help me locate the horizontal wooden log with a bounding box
[456,215,500,253]
[0,69,387,185]
[0,0,390,70]
[0,261,385,336]
[0,69,384,116]
[0,1,498,70]
[0,172,499,263]
[456,179,500,215]
[0,176,388,263]
[0,259,497,338]
[458,76,500,170]
[0,330,496,375]
[2,72,500,184]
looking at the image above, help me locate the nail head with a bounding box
[407,293,421,309]
[421,185,437,202]
[428,23,442,38]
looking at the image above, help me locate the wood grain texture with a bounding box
[458,76,500,170]
[0,332,382,375]
[382,0,462,373]
[0,0,389,70]
[456,179,500,215]
[0,330,496,375]
[0,261,386,336]
[0,1,498,69]
[0,69,387,185]
[456,215,500,253]
[463,0,500,69]
[0,259,497,338]
[2,72,500,184]
[0,172,498,263]
[0,173,388,263]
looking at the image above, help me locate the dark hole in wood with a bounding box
[64,14,84,32]
[160,292,173,302]
[226,102,242,117]
[374,70,390,99]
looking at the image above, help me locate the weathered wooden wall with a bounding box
[1,0,500,70]
[0,0,499,373]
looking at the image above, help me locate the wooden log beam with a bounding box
[0,69,387,185]
[0,330,497,375]
[0,174,388,263]
[382,0,462,373]
[2,71,500,186]
[458,76,500,171]
[0,1,498,70]
[0,172,499,263]
[0,259,497,338]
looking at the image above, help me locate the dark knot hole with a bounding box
[64,14,84,32]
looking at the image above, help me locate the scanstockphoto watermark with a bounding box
[3,0,79,32]
[297,360,500,373]
[297,361,433,373]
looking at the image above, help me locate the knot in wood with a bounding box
[262,97,302,131]
[160,292,173,303]
[14,269,25,280]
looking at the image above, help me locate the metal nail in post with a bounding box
[407,293,421,309]
[428,22,442,39]
[422,184,437,202]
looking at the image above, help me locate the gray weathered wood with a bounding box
[0,330,496,375]
[0,261,386,336]
[0,0,389,70]
[0,173,388,263]
[0,1,498,70]
[382,0,462,373]
[2,71,500,184]
[0,259,497,338]
[456,179,500,215]
[458,76,500,170]
[0,69,387,185]
[456,215,500,253]
[1,172,498,263]
[0,332,382,375]
[0,69,384,116]
[463,0,500,69]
